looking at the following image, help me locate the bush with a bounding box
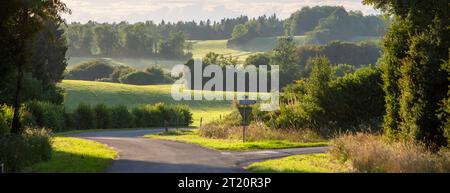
[0,128,52,172]
[24,101,67,131]
[66,59,115,81]
[74,103,95,130]
[119,67,173,85]
[131,103,193,128]
[111,105,134,128]
[199,121,323,142]
[110,66,135,83]
[271,61,384,135]
[330,133,450,173]
[0,105,13,135]
[94,104,111,129]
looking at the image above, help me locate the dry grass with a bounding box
[330,133,450,173]
[198,122,324,143]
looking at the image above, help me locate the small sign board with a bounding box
[238,107,253,125]
[239,100,257,105]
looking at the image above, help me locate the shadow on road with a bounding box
[108,159,247,173]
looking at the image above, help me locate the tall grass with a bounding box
[0,128,52,172]
[330,133,450,173]
[199,122,324,143]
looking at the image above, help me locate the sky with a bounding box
[63,0,379,23]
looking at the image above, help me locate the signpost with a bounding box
[238,98,257,142]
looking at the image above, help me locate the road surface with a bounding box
[69,129,327,173]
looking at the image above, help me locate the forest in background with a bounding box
[66,6,386,59]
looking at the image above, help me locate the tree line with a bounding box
[229,6,386,47]
[66,21,192,59]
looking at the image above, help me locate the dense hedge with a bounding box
[0,102,193,132]
[24,101,67,132]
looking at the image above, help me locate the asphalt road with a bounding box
[69,129,328,173]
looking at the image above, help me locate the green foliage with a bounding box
[442,55,450,140]
[306,8,386,44]
[74,103,96,130]
[110,65,136,83]
[68,22,192,59]
[244,53,271,68]
[68,60,173,85]
[67,59,116,81]
[94,104,111,129]
[0,128,52,172]
[110,105,134,129]
[271,37,300,87]
[227,15,284,48]
[0,0,69,134]
[132,103,192,128]
[0,105,13,135]
[286,6,342,36]
[24,101,67,132]
[270,58,384,135]
[119,67,173,85]
[364,0,449,149]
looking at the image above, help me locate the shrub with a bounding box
[244,53,271,68]
[131,104,192,128]
[110,65,135,83]
[330,133,450,173]
[94,104,111,129]
[74,103,95,130]
[66,59,115,81]
[131,107,147,128]
[0,128,52,172]
[24,101,66,131]
[199,122,323,142]
[119,68,173,85]
[111,105,134,128]
[271,61,384,135]
[0,105,13,135]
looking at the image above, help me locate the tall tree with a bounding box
[364,0,449,149]
[0,0,70,134]
[270,37,300,87]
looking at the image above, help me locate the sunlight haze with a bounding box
[64,0,378,23]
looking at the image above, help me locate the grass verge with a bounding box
[145,130,328,151]
[246,153,350,173]
[26,137,117,173]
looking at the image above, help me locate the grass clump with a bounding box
[329,133,450,173]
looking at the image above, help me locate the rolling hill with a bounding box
[60,80,237,126]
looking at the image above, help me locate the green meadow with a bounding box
[59,80,246,126]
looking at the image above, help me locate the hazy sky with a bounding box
[63,0,378,23]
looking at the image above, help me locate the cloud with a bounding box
[63,0,378,23]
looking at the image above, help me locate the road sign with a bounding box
[239,100,257,105]
[238,107,252,125]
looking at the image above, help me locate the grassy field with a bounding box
[246,153,350,173]
[233,36,307,52]
[59,80,236,126]
[145,130,328,151]
[190,39,254,61]
[27,137,117,173]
